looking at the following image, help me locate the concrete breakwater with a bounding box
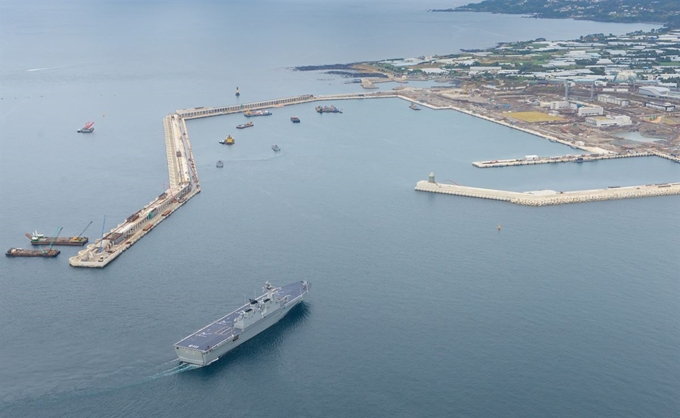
[176,92,399,119]
[69,115,200,268]
[415,178,680,206]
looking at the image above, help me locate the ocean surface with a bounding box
[1,1,678,417]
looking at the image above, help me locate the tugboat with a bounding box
[244,109,272,117]
[290,116,300,123]
[236,121,254,129]
[235,87,240,97]
[409,102,421,111]
[219,135,235,145]
[216,160,224,168]
[272,144,281,152]
[77,121,95,133]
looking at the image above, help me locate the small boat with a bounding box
[290,116,300,123]
[216,160,224,168]
[272,144,280,152]
[235,87,240,97]
[219,135,235,145]
[244,109,272,117]
[236,121,254,129]
[409,102,421,111]
[77,121,95,133]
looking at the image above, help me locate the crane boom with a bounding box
[47,227,63,251]
[73,220,93,240]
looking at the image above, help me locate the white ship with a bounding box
[174,281,310,366]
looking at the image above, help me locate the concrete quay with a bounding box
[472,152,655,168]
[415,179,680,206]
[69,114,200,268]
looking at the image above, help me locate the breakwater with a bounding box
[415,177,680,206]
[69,115,200,268]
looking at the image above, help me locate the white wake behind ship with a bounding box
[174,281,310,366]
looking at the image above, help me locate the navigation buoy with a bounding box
[497,223,502,231]
[235,87,240,97]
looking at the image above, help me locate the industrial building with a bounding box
[597,94,630,106]
[585,115,632,127]
[578,106,604,116]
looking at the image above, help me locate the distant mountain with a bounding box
[431,0,680,28]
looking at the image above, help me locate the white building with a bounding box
[638,86,670,97]
[578,106,604,116]
[597,94,630,106]
[550,101,571,110]
[585,115,632,127]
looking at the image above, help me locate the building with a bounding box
[597,94,630,106]
[578,106,604,116]
[585,115,632,127]
[644,102,676,112]
[549,101,571,110]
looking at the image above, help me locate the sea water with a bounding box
[0,1,677,417]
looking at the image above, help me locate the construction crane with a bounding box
[72,220,93,241]
[45,227,63,253]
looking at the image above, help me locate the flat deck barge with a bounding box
[6,248,60,257]
[25,234,88,246]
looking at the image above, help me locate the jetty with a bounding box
[415,174,680,206]
[69,115,200,268]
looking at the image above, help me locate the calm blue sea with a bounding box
[1,1,678,417]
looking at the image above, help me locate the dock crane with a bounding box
[72,220,93,242]
[45,227,63,254]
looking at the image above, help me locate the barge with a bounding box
[25,232,88,246]
[6,248,60,257]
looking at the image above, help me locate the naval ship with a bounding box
[174,280,310,366]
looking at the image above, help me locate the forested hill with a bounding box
[430,0,680,28]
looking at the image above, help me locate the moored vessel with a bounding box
[174,281,310,367]
[244,109,272,117]
[236,121,254,129]
[25,231,88,246]
[315,105,342,114]
[409,102,421,111]
[6,248,60,257]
